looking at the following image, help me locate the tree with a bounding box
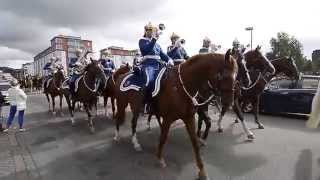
[266,32,306,71]
[303,60,313,73]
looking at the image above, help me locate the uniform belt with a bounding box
[143,55,161,60]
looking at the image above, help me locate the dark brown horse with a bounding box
[215,46,276,140]
[64,60,107,133]
[44,69,65,115]
[101,64,131,118]
[235,56,299,127]
[196,48,252,141]
[114,50,238,180]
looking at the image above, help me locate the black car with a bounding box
[259,76,319,115]
[0,82,11,106]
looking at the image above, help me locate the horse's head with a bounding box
[85,58,107,86]
[232,49,251,87]
[273,56,299,80]
[114,63,131,79]
[245,46,275,75]
[210,50,238,107]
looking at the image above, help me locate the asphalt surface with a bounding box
[1,94,320,180]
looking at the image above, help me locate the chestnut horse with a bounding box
[63,60,107,133]
[236,56,299,127]
[114,50,238,180]
[44,68,65,115]
[101,64,131,118]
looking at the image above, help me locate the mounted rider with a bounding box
[43,57,61,87]
[100,51,115,76]
[167,32,189,65]
[138,22,173,100]
[199,37,221,54]
[68,48,90,95]
[133,51,142,67]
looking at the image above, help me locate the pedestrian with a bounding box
[306,81,320,128]
[3,79,27,132]
[0,91,5,132]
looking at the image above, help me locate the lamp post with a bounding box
[245,27,253,50]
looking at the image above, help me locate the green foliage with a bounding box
[267,32,307,72]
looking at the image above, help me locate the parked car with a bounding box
[259,75,319,116]
[0,82,11,106]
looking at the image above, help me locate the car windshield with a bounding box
[0,84,11,91]
[267,77,320,90]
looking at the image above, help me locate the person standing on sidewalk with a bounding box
[3,79,27,132]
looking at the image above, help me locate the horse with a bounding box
[63,59,107,133]
[236,56,299,128]
[101,64,131,118]
[196,47,252,141]
[113,50,238,180]
[43,68,65,115]
[210,46,276,139]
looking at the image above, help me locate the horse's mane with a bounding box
[184,53,237,75]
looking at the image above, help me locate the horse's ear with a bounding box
[225,49,232,63]
[241,47,246,53]
[255,45,261,51]
[90,57,94,63]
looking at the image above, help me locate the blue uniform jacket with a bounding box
[167,46,189,60]
[100,59,115,72]
[69,58,78,68]
[138,37,170,65]
[43,62,52,70]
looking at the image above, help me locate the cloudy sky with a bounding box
[0,0,319,68]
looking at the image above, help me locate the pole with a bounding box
[250,29,253,50]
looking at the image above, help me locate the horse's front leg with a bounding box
[111,96,116,119]
[84,103,95,133]
[233,99,255,140]
[51,95,56,115]
[45,93,51,112]
[184,117,210,180]
[253,96,264,129]
[157,117,172,168]
[59,94,64,116]
[130,102,142,151]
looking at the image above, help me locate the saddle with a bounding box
[120,66,167,98]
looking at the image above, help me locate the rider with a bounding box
[100,52,115,76]
[167,32,189,65]
[199,37,221,54]
[43,57,58,87]
[133,51,142,67]
[139,22,173,100]
[68,48,89,95]
[232,38,241,52]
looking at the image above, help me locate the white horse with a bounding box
[306,82,320,128]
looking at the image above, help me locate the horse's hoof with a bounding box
[159,158,167,168]
[199,138,207,147]
[113,136,120,142]
[52,111,56,116]
[217,128,223,133]
[198,175,211,180]
[90,127,95,134]
[258,124,265,129]
[234,119,239,123]
[247,134,255,140]
[134,145,142,152]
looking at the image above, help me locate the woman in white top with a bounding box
[3,79,27,132]
[306,81,320,128]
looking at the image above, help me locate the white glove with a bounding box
[168,59,174,66]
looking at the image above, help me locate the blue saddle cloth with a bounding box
[120,66,167,98]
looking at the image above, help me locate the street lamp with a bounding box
[245,27,253,50]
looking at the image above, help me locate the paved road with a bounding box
[1,94,320,180]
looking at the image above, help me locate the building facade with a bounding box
[34,35,93,76]
[22,62,35,76]
[100,46,138,68]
